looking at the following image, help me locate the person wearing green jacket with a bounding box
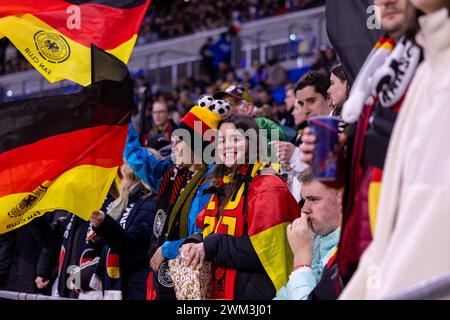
[213,85,286,153]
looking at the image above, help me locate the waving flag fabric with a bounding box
[0,47,133,234]
[0,0,150,85]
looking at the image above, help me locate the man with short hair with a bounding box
[146,101,177,146]
[277,84,296,128]
[213,85,255,116]
[274,168,341,300]
[276,71,333,202]
[294,71,332,119]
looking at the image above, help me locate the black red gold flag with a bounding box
[0,0,151,85]
[0,46,133,234]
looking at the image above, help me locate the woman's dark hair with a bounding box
[330,64,350,99]
[216,114,260,161]
[209,114,260,216]
[330,64,346,83]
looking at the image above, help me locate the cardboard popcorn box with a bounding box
[169,255,212,300]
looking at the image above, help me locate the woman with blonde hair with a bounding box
[88,162,157,300]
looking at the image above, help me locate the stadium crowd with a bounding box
[0,0,325,76]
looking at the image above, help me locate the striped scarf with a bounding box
[342,36,421,123]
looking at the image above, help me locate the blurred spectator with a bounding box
[324,47,338,71]
[253,103,276,120]
[250,59,269,86]
[0,38,8,74]
[294,70,332,119]
[339,0,450,299]
[171,110,182,123]
[276,70,332,202]
[216,61,234,84]
[145,101,177,145]
[211,32,232,71]
[266,59,288,88]
[311,48,327,73]
[0,211,68,295]
[142,0,325,44]
[199,37,215,81]
[277,83,296,128]
[240,70,253,89]
[254,86,274,107]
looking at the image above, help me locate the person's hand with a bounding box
[35,276,50,289]
[90,210,105,228]
[180,243,205,270]
[299,127,316,165]
[287,215,314,266]
[150,246,165,272]
[85,230,101,244]
[276,141,297,170]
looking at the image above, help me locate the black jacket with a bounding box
[308,261,339,300]
[0,211,68,294]
[94,192,157,300]
[204,233,276,300]
[36,210,70,282]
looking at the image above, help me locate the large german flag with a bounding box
[0,0,150,86]
[247,169,301,291]
[0,47,133,234]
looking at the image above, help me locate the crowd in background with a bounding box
[0,0,325,76]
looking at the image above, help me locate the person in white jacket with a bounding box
[340,1,450,299]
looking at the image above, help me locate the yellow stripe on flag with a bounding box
[107,266,121,279]
[0,165,118,234]
[368,181,381,236]
[0,14,137,86]
[190,106,222,130]
[250,222,293,291]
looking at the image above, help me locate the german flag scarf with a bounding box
[149,165,208,300]
[199,162,300,299]
[0,46,133,234]
[0,0,151,85]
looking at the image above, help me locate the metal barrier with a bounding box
[386,271,450,300]
[0,290,75,301]
[2,270,449,300]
